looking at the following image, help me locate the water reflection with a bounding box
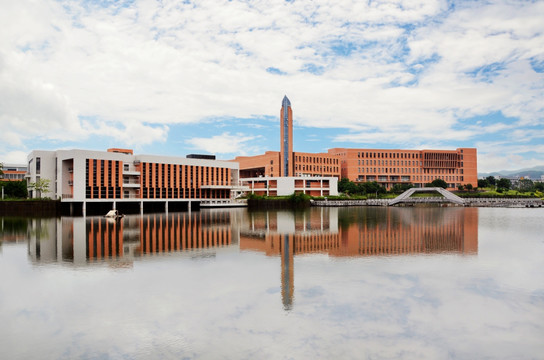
[240,207,478,310]
[2,208,542,360]
[18,211,241,267]
[2,207,478,310]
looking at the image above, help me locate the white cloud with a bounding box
[185,132,262,156]
[0,0,543,171]
[0,150,29,165]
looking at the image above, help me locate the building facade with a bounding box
[0,164,27,181]
[329,147,478,190]
[26,148,241,205]
[234,151,341,179]
[241,176,338,197]
[233,96,477,191]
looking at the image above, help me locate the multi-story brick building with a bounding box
[234,96,478,191]
[329,147,478,190]
[234,151,341,179]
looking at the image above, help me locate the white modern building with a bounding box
[0,163,27,181]
[26,148,243,213]
[241,176,338,197]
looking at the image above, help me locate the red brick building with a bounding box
[234,96,478,191]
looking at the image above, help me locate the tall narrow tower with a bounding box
[280,95,293,177]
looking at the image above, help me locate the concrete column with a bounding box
[321,179,323,197]
[140,201,143,216]
[165,201,169,215]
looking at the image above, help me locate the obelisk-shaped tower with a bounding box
[280,95,293,177]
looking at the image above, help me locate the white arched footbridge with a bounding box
[388,187,465,206]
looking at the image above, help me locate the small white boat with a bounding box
[104,209,124,219]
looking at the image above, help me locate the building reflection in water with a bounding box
[25,210,241,267]
[239,207,478,310]
[19,207,477,310]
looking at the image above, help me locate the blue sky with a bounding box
[1,0,543,173]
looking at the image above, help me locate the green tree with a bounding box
[486,176,496,186]
[368,181,386,196]
[496,178,511,190]
[29,178,51,198]
[1,180,28,198]
[517,179,534,192]
[390,183,413,194]
[426,178,448,189]
[535,182,544,192]
[338,178,352,193]
[458,185,465,191]
[478,179,489,188]
[0,162,3,177]
[465,183,473,191]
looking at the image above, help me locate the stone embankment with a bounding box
[311,198,544,208]
[463,198,543,208]
[311,199,389,207]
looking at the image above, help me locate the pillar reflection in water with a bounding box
[240,207,478,310]
[281,234,294,311]
[21,207,478,311]
[26,210,242,266]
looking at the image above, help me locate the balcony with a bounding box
[122,181,140,188]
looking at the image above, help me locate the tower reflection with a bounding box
[239,207,478,310]
[21,207,478,311]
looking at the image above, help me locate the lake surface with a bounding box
[1,207,543,359]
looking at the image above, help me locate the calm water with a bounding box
[0,207,543,359]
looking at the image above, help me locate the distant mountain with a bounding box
[479,165,544,179]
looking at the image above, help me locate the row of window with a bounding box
[86,159,121,188]
[141,187,229,199]
[86,186,122,199]
[141,163,229,188]
[356,175,465,183]
[423,153,462,160]
[357,152,419,159]
[358,159,422,166]
[357,168,463,175]
[295,164,339,173]
[295,155,339,165]
[0,173,25,180]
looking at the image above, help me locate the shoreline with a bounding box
[1,197,542,217]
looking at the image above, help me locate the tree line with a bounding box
[478,176,544,193]
[337,178,455,196]
[1,163,52,199]
[338,175,543,197]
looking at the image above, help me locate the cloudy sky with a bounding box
[1,0,543,173]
